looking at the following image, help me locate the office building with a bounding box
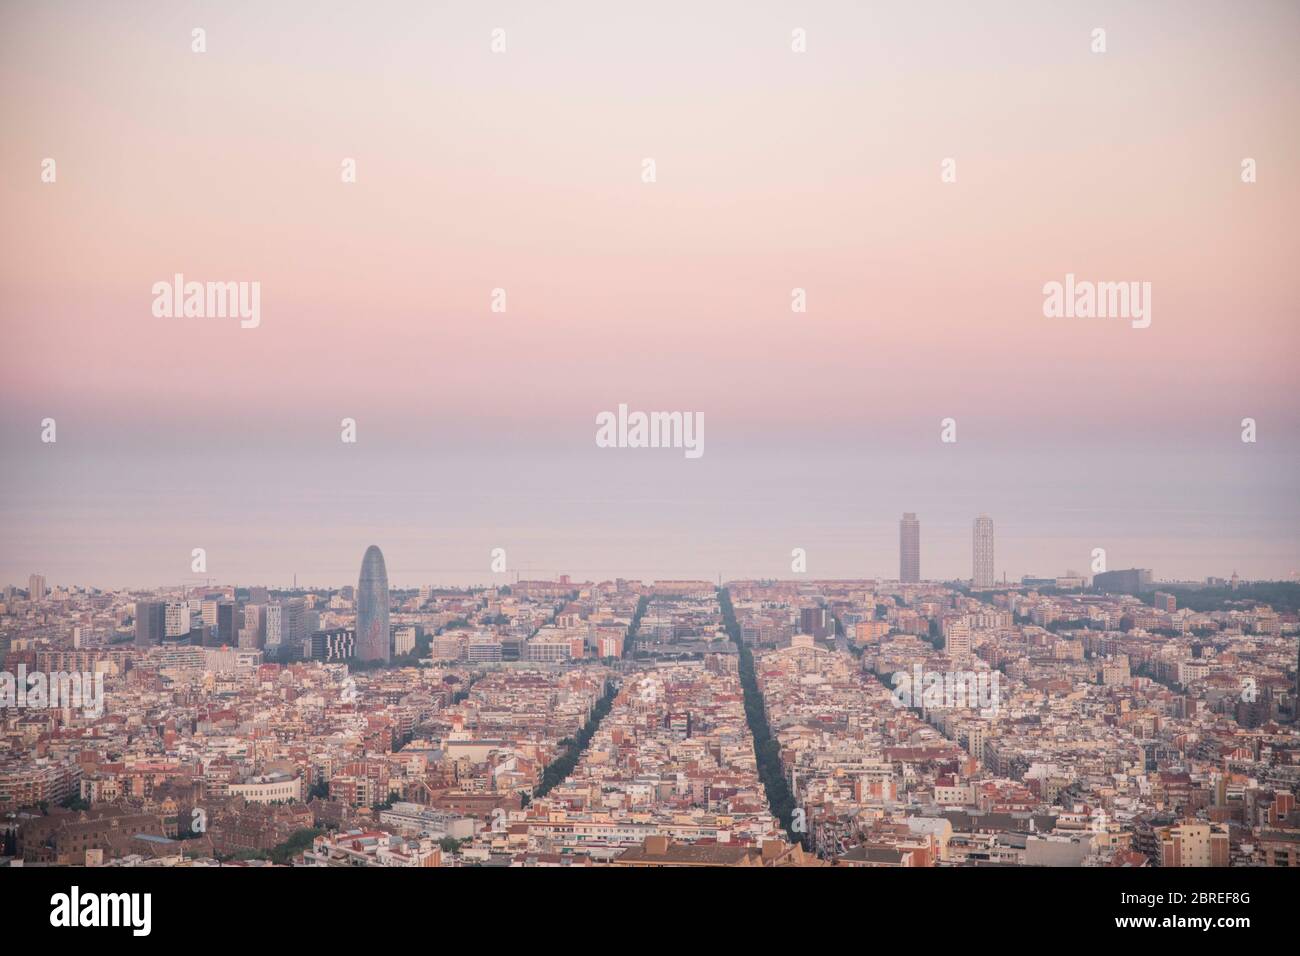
[972,514,994,589]
[309,628,355,662]
[134,601,166,648]
[216,601,239,646]
[900,513,920,583]
[164,602,191,638]
[356,545,391,663]
[1093,568,1154,594]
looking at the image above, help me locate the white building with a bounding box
[972,514,995,589]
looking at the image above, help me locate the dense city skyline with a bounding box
[1,0,1296,915]
[4,570,1298,874]
[8,521,1295,594]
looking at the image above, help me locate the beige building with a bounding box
[1158,822,1229,867]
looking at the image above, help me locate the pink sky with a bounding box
[2,1,1298,586]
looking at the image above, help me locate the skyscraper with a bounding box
[164,601,190,637]
[28,573,47,602]
[216,601,239,647]
[356,545,391,663]
[900,513,920,583]
[240,604,265,649]
[135,600,165,648]
[973,514,995,589]
[263,599,305,657]
[264,603,284,649]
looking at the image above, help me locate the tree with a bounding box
[268,828,322,865]
[533,682,618,799]
[718,588,805,847]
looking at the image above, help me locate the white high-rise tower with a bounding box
[900,513,920,583]
[973,514,995,589]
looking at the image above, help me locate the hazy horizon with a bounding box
[3,0,1298,587]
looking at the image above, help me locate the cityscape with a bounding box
[4,518,1298,869]
[2,0,1296,936]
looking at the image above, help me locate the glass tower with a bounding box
[356,545,390,663]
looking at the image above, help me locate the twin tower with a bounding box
[900,513,995,588]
